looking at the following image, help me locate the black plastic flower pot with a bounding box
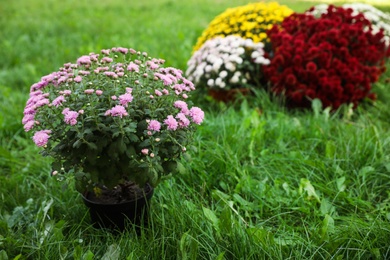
[82,183,154,231]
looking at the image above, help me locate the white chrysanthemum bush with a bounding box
[186,35,270,92]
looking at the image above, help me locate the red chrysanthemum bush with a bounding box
[263,5,390,109]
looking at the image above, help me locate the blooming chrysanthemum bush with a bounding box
[192,2,293,51]
[23,47,204,192]
[307,3,390,46]
[186,35,270,91]
[263,5,390,109]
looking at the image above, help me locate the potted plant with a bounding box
[22,47,205,230]
[186,35,270,102]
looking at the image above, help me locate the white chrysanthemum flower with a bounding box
[215,77,223,87]
[219,70,228,78]
[205,65,213,73]
[255,56,271,65]
[225,62,236,72]
[212,61,222,72]
[251,51,261,59]
[230,76,239,84]
[207,79,214,87]
[236,47,245,55]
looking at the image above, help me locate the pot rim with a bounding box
[81,183,154,206]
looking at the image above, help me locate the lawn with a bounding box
[1,0,390,259]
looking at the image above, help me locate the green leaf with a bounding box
[82,250,94,260]
[102,244,120,260]
[0,250,8,260]
[125,145,136,158]
[117,138,126,154]
[83,128,93,135]
[202,207,220,233]
[325,141,336,159]
[215,252,225,260]
[320,198,335,216]
[219,207,233,234]
[247,227,274,244]
[13,254,22,260]
[312,98,322,117]
[73,140,82,149]
[128,133,139,142]
[299,178,321,203]
[86,142,97,150]
[179,231,198,260]
[320,214,335,241]
[336,177,346,192]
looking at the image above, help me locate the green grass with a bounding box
[1,0,390,259]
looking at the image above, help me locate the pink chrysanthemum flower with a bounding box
[106,105,128,118]
[141,149,149,155]
[104,71,118,78]
[155,73,173,85]
[164,115,178,130]
[84,89,94,94]
[32,130,51,147]
[64,111,79,126]
[174,100,189,115]
[95,90,103,96]
[78,70,90,75]
[22,114,35,124]
[23,106,35,115]
[176,113,190,128]
[148,120,161,132]
[155,90,163,96]
[77,55,91,66]
[35,98,50,108]
[148,61,159,70]
[24,120,35,132]
[117,47,129,54]
[127,62,139,72]
[119,93,133,107]
[52,95,65,107]
[62,108,70,115]
[189,107,204,125]
[101,49,110,55]
[101,57,113,63]
[74,76,82,83]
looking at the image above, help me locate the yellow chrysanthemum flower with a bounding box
[193,2,293,51]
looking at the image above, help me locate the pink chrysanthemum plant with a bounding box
[23,47,204,194]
